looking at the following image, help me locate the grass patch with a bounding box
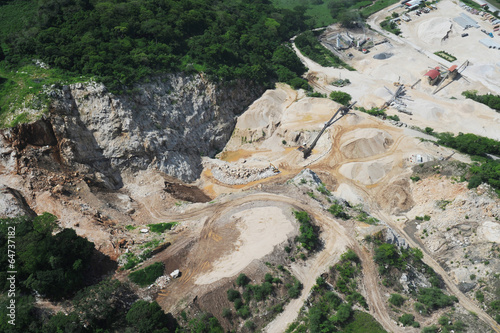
[125,225,137,231]
[434,51,457,62]
[344,310,387,333]
[0,63,90,128]
[361,0,400,17]
[129,262,164,287]
[147,222,179,234]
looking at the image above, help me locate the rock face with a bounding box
[46,75,263,187]
[0,186,36,218]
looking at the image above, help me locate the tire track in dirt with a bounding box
[138,189,397,332]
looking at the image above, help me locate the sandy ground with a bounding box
[194,206,294,285]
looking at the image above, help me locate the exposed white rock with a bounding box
[47,75,262,187]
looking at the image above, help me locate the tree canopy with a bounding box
[0,213,94,299]
[1,0,311,92]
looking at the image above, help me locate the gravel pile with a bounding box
[204,159,279,185]
[373,52,393,60]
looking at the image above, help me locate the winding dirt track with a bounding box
[374,210,500,333]
[144,190,404,332]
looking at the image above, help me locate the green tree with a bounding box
[42,312,84,333]
[186,312,224,333]
[73,279,133,330]
[329,91,352,105]
[333,303,352,323]
[389,293,405,307]
[0,214,94,299]
[227,289,240,302]
[236,273,250,287]
[0,295,38,333]
[126,300,171,333]
[398,313,415,326]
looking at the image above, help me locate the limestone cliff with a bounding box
[43,74,263,187]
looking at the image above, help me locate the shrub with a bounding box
[414,302,426,314]
[222,308,231,318]
[237,306,251,319]
[147,222,178,233]
[476,291,484,302]
[328,203,350,220]
[398,313,415,326]
[438,315,449,326]
[374,243,403,273]
[333,303,353,324]
[410,176,421,182]
[244,320,256,331]
[126,300,172,332]
[316,276,326,288]
[287,278,303,298]
[128,262,164,287]
[227,289,241,302]
[272,303,283,313]
[389,293,405,307]
[422,325,439,333]
[234,298,243,310]
[329,91,352,105]
[264,273,273,283]
[417,287,458,312]
[236,273,250,287]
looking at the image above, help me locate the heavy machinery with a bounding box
[432,60,469,95]
[300,101,356,159]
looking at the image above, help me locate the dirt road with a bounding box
[374,209,500,333]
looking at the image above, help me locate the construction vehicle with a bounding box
[300,101,356,159]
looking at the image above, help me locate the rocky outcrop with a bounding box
[0,186,36,218]
[45,74,263,187]
[385,227,409,249]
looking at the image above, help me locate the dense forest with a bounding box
[0,0,312,92]
[0,214,226,332]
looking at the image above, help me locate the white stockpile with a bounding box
[203,158,279,185]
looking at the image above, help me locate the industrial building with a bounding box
[453,13,480,28]
[404,0,423,10]
[479,38,500,49]
[424,67,441,85]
